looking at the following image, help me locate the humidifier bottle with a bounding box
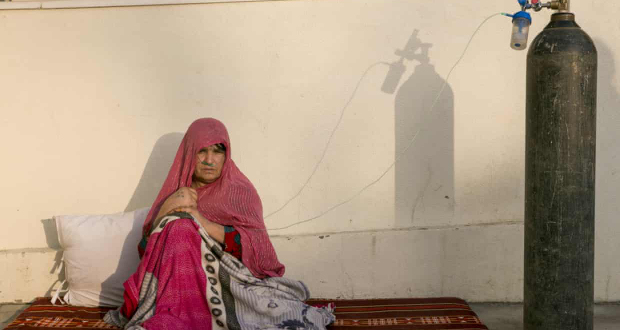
[510,11,532,50]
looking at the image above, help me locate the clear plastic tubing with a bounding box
[510,12,532,50]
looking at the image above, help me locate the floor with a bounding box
[0,304,28,330]
[2,302,620,329]
[469,303,620,330]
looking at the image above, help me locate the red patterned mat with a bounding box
[307,298,489,330]
[4,298,117,329]
[4,297,488,330]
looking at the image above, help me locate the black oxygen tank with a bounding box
[524,12,597,330]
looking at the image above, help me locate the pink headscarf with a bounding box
[142,118,285,278]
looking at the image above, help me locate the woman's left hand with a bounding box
[176,205,202,221]
[177,205,225,244]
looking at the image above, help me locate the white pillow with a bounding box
[54,207,150,307]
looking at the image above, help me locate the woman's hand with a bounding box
[177,205,225,244]
[156,187,198,219]
[155,187,224,243]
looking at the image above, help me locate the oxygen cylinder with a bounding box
[524,12,597,330]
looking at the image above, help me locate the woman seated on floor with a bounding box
[105,118,333,330]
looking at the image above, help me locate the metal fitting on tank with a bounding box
[551,0,570,12]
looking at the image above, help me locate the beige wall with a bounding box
[1,0,619,302]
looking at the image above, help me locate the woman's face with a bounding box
[193,144,226,187]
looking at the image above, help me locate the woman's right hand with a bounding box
[157,187,198,218]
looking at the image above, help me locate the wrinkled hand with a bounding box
[158,187,197,217]
[176,204,202,220]
[176,204,225,244]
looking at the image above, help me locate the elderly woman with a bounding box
[105,118,333,330]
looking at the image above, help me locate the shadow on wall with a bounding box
[99,209,148,306]
[39,132,184,249]
[41,218,64,297]
[100,132,184,305]
[124,132,184,212]
[37,133,183,300]
[382,30,454,227]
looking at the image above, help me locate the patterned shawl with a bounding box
[141,118,285,278]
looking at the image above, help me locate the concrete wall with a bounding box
[1,0,619,302]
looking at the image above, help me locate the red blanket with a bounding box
[104,214,334,330]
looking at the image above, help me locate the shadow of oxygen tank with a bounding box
[382,30,455,227]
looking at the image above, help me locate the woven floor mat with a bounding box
[4,297,117,329]
[5,297,488,330]
[307,297,489,330]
